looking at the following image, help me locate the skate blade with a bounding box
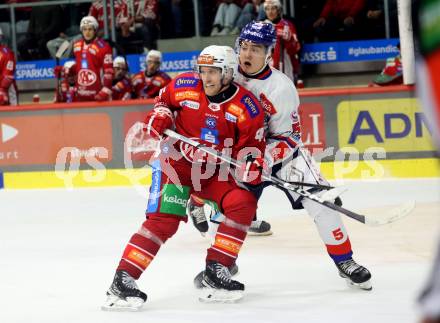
[343,278,372,291]
[194,270,204,289]
[101,294,145,312]
[247,230,273,236]
[198,287,244,303]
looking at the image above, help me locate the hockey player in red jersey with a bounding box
[54,61,77,103]
[102,45,266,310]
[0,28,18,106]
[73,16,114,102]
[112,56,132,101]
[189,21,372,291]
[132,50,171,99]
[264,0,301,85]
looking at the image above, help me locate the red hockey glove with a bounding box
[238,154,267,186]
[0,88,9,105]
[143,106,174,138]
[54,66,63,78]
[94,87,112,102]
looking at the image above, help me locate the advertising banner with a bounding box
[337,98,436,153]
[0,114,112,166]
[15,39,400,81]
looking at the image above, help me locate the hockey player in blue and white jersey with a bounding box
[188,21,372,291]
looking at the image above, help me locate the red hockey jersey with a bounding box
[132,70,171,99]
[152,72,266,161]
[73,38,114,101]
[0,45,17,105]
[112,76,133,101]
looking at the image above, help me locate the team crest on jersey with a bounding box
[180,138,222,164]
[208,103,220,112]
[179,100,200,110]
[175,76,199,88]
[205,117,217,129]
[260,93,277,115]
[201,128,219,144]
[77,69,97,86]
[241,95,259,118]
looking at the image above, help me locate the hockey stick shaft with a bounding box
[163,129,368,224]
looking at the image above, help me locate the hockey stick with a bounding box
[164,129,415,226]
[55,40,71,99]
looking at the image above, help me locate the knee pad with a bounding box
[142,214,181,243]
[221,189,257,225]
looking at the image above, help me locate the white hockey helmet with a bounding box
[146,50,162,63]
[113,56,127,68]
[63,60,75,70]
[264,0,282,9]
[80,16,99,31]
[196,45,237,80]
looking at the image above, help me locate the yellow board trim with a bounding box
[2,158,439,189]
[4,168,152,189]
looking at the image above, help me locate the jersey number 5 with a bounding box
[332,228,344,241]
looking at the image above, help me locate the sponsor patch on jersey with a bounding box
[208,103,221,112]
[159,184,190,217]
[77,69,97,86]
[205,117,217,129]
[225,112,237,123]
[201,128,219,144]
[241,95,260,118]
[260,93,277,115]
[152,80,162,87]
[175,90,200,101]
[179,100,200,110]
[175,76,199,88]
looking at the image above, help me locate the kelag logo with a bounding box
[337,98,435,153]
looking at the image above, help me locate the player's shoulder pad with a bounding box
[173,71,200,89]
[265,68,299,103]
[160,71,171,80]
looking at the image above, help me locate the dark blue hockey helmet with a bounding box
[237,21,276,48]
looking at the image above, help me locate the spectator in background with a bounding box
[0,27,17,106]
[363,0,399,39]
[54,60,77,103]
[264,0,302,85]
[132,50,171,99]
[295,0,327,42]
[313,0,366,41]
[46,4,89,59]
[119,0,159,53]
[232,0,264,35]
[88,0,125,38]
[17,4,63,60]
[210,0,243,36]
[112,56,132,101]
[73,16,114,102]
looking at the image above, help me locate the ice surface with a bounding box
[0,178,439,323]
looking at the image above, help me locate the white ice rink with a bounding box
[1,178,439,323]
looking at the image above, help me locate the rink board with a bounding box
[0,85,438,189]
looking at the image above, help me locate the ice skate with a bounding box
[101,271,147,311]
[248,220,272,236]
[336,259,372,291]
[198,261,244,303]
[194,263,239,289]
[186,195,209,233]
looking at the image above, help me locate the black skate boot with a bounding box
[194,263,239,289]
[248,220,272,236]
[186,196,209,233]
[336,258,372,291]
[101,270,147,311]
[199,261,244,302]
